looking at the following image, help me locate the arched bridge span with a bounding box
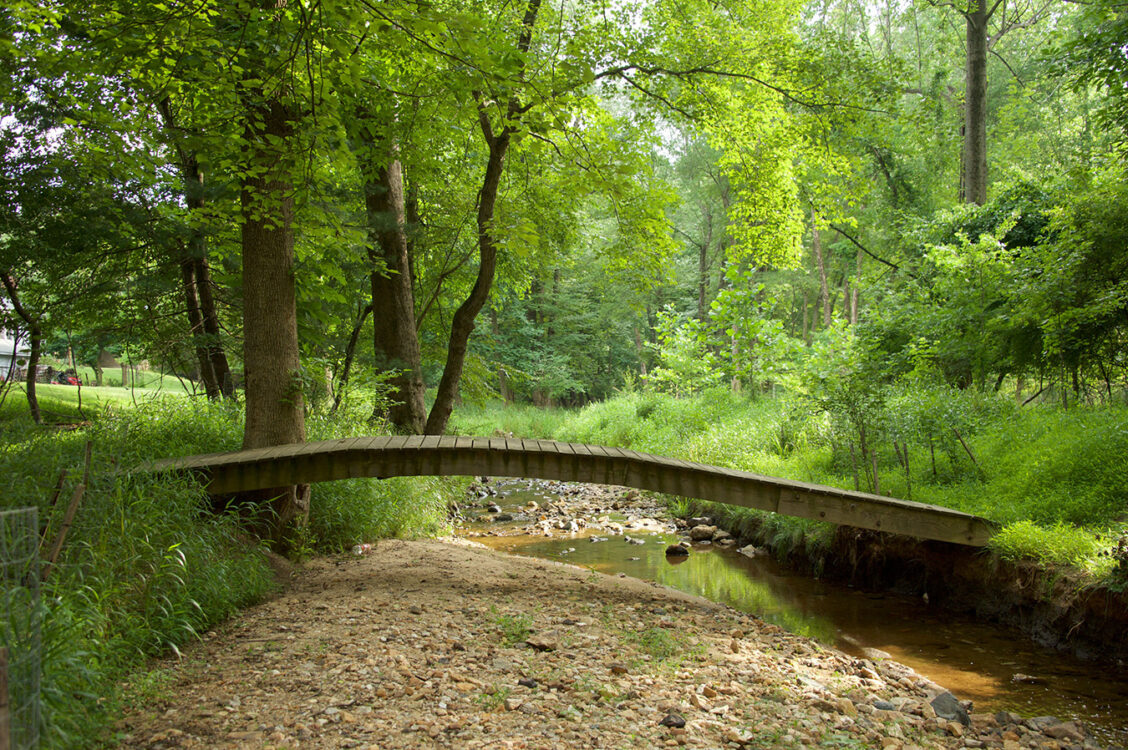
[151,435,996,546]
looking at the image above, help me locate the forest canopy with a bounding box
[1,0,1125,431]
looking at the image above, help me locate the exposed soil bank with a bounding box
[688,501,1128,665]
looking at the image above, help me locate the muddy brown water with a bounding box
[460,480,1128,746]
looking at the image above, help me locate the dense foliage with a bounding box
[5,0,1122,424]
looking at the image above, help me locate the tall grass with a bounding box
[461,390,1128,580]
[1,397,456,747]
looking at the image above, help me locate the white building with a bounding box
[0,298,30,380]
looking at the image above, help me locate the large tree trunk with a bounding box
[1,273,40,424]
[239,94,309,537]
[365,157,426,433]
[963,0,989,205]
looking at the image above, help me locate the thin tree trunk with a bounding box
[194,254,234,398]
[952,426,985,479]
[801,291,810,343]
[331,303,371,415]
[730,323,740,393]
[424,0,543,435]
[180,257,220,399]
[634,325,647,376]
[1,273,40,424]
[159,99,234,400]
[851,247,861,325]
[849,442,860,491]
[697,205,712,322]
[491,309,512,402]
[871,451,880,495]
[813,208,831,328]
[425,132,509,435]
[963,0,988,205]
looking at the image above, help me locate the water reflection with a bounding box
[464,481,1128,744]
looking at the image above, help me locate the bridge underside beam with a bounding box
[151,436,996,546]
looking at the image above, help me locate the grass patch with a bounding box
[1,397,459,747]
[491,607,534,646]
[989,520,1117,575]
[622,625,704,673]
[463,391,1128,585]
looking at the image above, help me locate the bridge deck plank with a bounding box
[149,436,996,546]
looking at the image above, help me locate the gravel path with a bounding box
[116,537,1106,749]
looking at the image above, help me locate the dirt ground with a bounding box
[114,538,1105,749]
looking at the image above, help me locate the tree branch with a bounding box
[828,224,913,277]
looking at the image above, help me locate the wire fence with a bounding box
[0,507,41,750]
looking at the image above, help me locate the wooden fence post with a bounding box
[0,646,10,750]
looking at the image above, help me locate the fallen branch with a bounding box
[951,427,986,481]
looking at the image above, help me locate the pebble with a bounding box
[110,487,1120,750]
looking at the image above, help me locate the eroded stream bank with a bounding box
[457,478,1128,746]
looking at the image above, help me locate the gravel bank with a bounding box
[116,538,1109,749]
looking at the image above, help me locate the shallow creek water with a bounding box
[459,480,1128,746]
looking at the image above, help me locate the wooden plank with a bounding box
[415,435,444,475]
[365,435,395,453]
[401,435,426,450]
[567,442,597,484]
[292,440,327,456]
[775,488,991,545]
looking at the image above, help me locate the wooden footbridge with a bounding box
[151,436,997,546]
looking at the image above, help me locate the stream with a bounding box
[457,478,1128,746]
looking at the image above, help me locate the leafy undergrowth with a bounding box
[1,398,457,748]
[454,391,1128,585]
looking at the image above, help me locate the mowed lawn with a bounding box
[2,375,192,422]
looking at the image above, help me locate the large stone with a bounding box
[930,692,970,727]
[1043,721,1084,742]
[525,630,561,652]
[689,525,717,541]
